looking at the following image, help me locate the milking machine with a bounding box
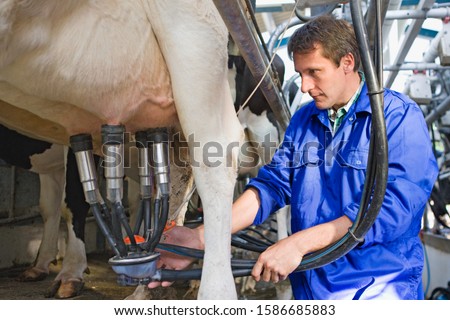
[70,125,171,285]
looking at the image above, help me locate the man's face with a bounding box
[293,45,348,111]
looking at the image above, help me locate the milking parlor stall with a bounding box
[0,0,450,303]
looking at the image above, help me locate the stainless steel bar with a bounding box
[213,0,291,131]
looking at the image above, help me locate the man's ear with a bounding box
[341,53,355,73]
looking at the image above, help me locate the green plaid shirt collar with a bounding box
[328,78,364,134]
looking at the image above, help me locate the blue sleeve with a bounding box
[343,100,438,247]
[245,121,297,225]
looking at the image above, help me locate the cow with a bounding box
[0,1,244,299]
[229,52,290,240]
[227,52,293,298]
[0,124,92,298]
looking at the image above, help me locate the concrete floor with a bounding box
[0,205,293,300]
[0,251,291,300]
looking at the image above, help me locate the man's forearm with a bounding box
[291,215,353,256]
[230,187,261,234]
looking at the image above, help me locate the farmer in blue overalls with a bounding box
[150,15,438,300]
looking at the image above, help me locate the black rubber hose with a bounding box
[273,0,388,271]
[244,226,276,244]
[143,197,152,238]
[146,194,170,253]
[346,0,388,242]
[91,203,124,257]
[132,198,153,237]
[156,243,257,270]
[155,268,253,282]
[231,236,267,253]
[113,202,138,251]
[152,198,161,241]
[133,200,144,235]
[294,3,338,22]
[375,0,384,85]
[157,243,205,260]
[429,287,450,300]
[234,231,273,247]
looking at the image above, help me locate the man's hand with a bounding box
[251,236,304,283]
[251,215,353,283]
[148,225,204,288]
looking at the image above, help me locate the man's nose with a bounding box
[300,76,313,93]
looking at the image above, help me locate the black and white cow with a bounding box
[0,124,93,298]
[229,52,291,238]
[231,53,285,167]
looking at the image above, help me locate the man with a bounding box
[149,15,438,299]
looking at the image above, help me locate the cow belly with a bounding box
[0,0,178,144]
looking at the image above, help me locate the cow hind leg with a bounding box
[48,147,89,299]
[48,208,86,299]
[17,170,64,282]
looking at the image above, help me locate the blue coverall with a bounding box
[247,83,439,299]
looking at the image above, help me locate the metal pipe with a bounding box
[148,128,170,197]
[145,128,171,252]
[101,125,132,250]
[423,28,444,63]
[213,0,291,131]
[134,131,153,238]
[296,0,344,7]
[136,131,153,199]
[402,28,444,94]
[381,0,403,52]
[384,0,436,88]
[425,94,450,125]
[70,133,126,257]
[70,134,101,205]
[101,124,125,203]
[385,7,450,20]
[295,3,339,22]
[384,62,450,70]
[267,16,302,54]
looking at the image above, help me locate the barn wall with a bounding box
[0,217,100,269]
[0,163,40,220]
[0,162,101,269]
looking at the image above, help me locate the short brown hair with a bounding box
[287,15,361,71]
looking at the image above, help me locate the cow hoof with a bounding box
[16,267,48,282]
[125,285,152,300]
[45,279,84,299]
[45,280,61,298]
[183,280,200,299]
[55,279,84,299]
[126,285,178,300]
